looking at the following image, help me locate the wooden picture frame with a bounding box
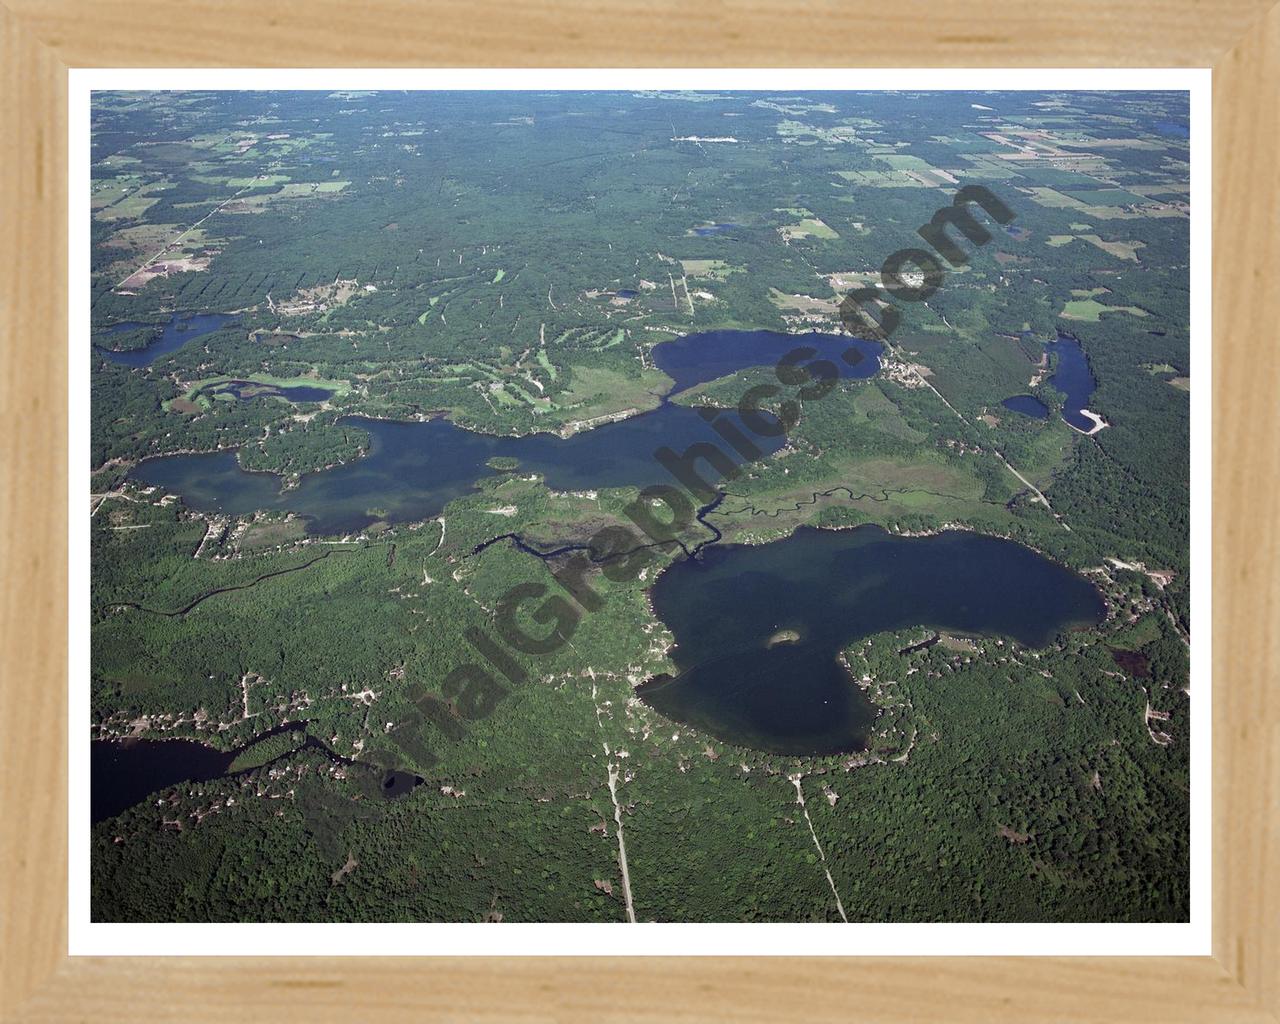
[2,2,1276,1018]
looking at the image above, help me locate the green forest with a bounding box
[89,88,1192,924]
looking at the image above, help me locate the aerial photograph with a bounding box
[88,88,1191,924]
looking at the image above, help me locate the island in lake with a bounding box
[89,87,1191,925]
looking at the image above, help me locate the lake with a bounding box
[95,312,235,368]
[131,404,788,535]
[92,723,421,824]
[639,525,1106,755]
[1001,394,1050,420]
[1001,332,1099,431]
[128,327,880,534]
[92,736,235,823]
[1046,331,1100,433]
[651,328,882,397]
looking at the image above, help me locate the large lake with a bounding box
[131,405,787,535]
[651,328,882,397]
[127,328,881,534]
[639,525,1106,755]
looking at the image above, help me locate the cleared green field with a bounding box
[1079,234,1145,261]
[780,217,838,240]
[489,385,520,407]
[681,259,741,280]
[557,363,672,422]
[1065,188,1146,206]
[877,154,933,170]
[91,176,143,210]
[95,183,168,222]
[1061,298,1149,321]
[202,174,292,188]
[835,169,930,187]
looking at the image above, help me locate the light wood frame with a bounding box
[2,3,1276,1019]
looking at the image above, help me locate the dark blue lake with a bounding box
[1001,394,1050,420]
[692,223,739,236]
[92,724,420,824]
[651,329,882,398]
[1046,332,1100,433]
[130,405,787,536]
[95,313,235,368]
[92,737,234,824]
[640,525,1106,755]
[129,328,880,533]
